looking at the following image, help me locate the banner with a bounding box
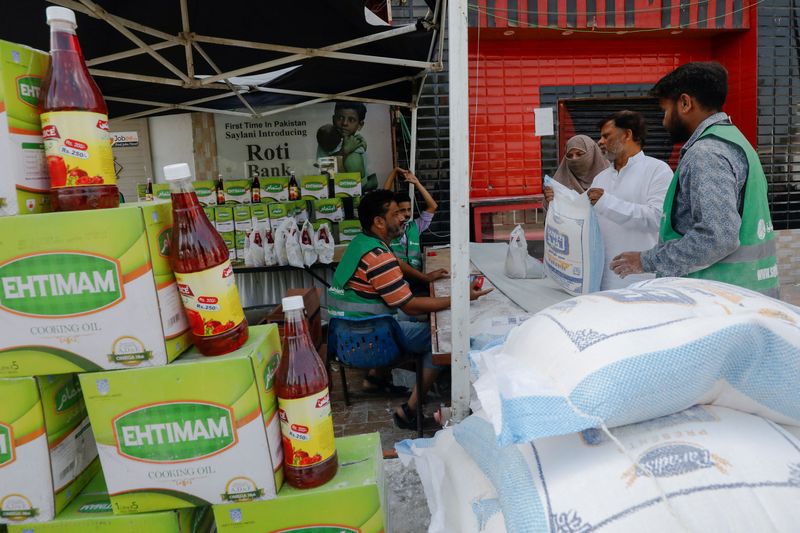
[214,103,393,193]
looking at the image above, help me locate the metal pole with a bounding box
[409,105,418,213]
[448,0,470,422]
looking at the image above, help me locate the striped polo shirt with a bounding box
[347,248,413,308]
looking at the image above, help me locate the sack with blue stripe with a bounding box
[453,406,800,533]
[473,277,800,445]
[543,176,604,295]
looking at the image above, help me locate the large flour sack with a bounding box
[473,277,800,445]
[454,406,800,533]
[543,177,603,295]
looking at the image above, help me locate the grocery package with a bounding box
[452,406,800,533]
[214,433,383,533]
[214,205,234,232]
[166,163,248,356]
[250,203,268,230]
[0,202,191,377]
[0,39,50,216]
[244,226,266,268]
[260,176,289,203]
[263,227,277,267]
[6,473,215,533]
[300,175,329,200]
[152,183,171,200]
[300,220,317,266]
[334,172,362,198]
[233,204,252,234]
[41,7,118,211]
[222,179,250,204]
[267,202,289,230]
[337,219,362,242]
[273,218,291,267]
[314,222,335,264]
[193,180,217,206]
[396,427,503,533]
[504,225,544,279]
[313,198,343,223]
[79,325,283,514]
[293,199,309,224]
[472,277,800,445]
[543,176,603,294]
[284,219,304,269]
[203,206,216,228]
[275,296,337,488]
[0,374,99,524]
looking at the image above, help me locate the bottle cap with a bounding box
[282,295,305,312]
[163,163,192,181]
[46,6,77,26]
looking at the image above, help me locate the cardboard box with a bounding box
[214,433,385,533]
[234,230,247,266]
[260,288,322,349]
[79,325,284,515]
[293,200,309,224]
[338,220,362,242]
[0,202,191,377]
[7,473,215,533]
[300,175,329,200]
[267,203,289,230]
[250,204,268,230]
[193,180,217,207]
[152,183,171,201]
[233,205,253,234]
[219,231,236,262]
[313,198,343,223]
[0,374,100,524]
[223,180,250,205]
[202,206,216,229]
[334,172,362,198]
[0,40,51,216]
[260,177,288,203]
[214,206,234,233]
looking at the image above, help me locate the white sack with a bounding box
[263,227,277,266]
[315,222,335,264]
[300,220,317,266]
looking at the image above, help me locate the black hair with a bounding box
[358,189,396,231]
[334,101,367,122]
[316,123,342,152]
[650,61,728,111]
[394,192,411,205]
[599,110,648,146]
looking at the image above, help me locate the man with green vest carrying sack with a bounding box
[610,62,780,297]
[384,168,441,296]
[329,189,492,430]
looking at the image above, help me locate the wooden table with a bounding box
[425,246,529,365]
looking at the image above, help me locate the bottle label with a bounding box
[40,111,117,188]
[278,388,335,468]
[174,261,245,337]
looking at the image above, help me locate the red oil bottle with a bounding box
[166,163,248,356]
[276,296,337,488]
[40,6,118,211]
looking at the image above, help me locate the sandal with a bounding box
[362,374,408,395]
[392,402,438,431]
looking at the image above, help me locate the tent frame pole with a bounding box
[448,0,470,423]
[409,106,418,213]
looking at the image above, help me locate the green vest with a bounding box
[328,233,397,318]
[390,220,423,270]
[659,123,779,297]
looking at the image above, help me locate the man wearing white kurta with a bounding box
[588,110,672,290]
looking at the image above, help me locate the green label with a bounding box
[337,179,358,188]
[0,252,123,317]
[319,204,337,214]
[269,206,286,217]
[114,402,236,462]
[0,423,14,466]
[343,226,361,235]
[55,377,81,412]
[305,182,325,191]
[195,186,212,195]
[278,527,359,533]
[158,227,172,257]
[263,353,280,392]
[16,75,42,108]
[78,502,113,513]
[265,183,284,192]
[227,187,245,195]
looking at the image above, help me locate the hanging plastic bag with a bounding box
[274,219,291,266]
[285,219,305,268]
[300,220,317,266]
[263,227,277,266]
[244,224,266,267]
[315,222,335,264]
[504,225,544,279]
[543,176,604,294]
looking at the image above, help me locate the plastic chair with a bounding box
[327,314,425,437]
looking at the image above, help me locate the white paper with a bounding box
[534,107,554,136]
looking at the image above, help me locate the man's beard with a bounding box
[666,114,693,144]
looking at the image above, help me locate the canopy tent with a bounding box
[1,0,474,423]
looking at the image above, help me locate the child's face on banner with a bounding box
[333,109,363,136]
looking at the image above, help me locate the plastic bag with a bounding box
[300,220,317,266]
[274,219,291,266]
[543,176,604,294]
[263,227,277,266]
[244,225,266,267]
[315,222,335,264]
[285,219,305,268]
[504,225,544,279]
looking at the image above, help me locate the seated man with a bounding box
[328,190,492,430]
